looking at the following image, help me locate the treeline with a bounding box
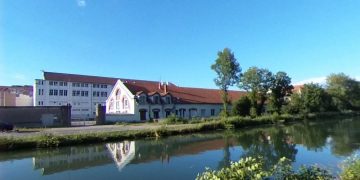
[211,48,360,117]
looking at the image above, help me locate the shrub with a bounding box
[196,156,333,180]
[341,156,360,180]
[232,96,251,116]
[163,114,186,124]
[37,133,60,148]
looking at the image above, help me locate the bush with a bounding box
[163,114,187,124]
[232,96,251,116]
[196,156,333,180]
[37,133,61,148]
[341,156,360,180]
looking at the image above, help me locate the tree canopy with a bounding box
[211,48,241,116]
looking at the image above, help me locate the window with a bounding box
[64,82,67,86]
[201,109,206,117]
[59,82,63,86]
[53,81,58,86]
[166,96,171,104]
[59,90,63,96]
[81,91,88,97]
[93,84,100,88]
[72,83,80,87]
[101,92,107,97]
[93,91,101,97]
[38,89,44,95]
[49,81,54,86]
[139,95,146,104]
[101,84,107,88]
[165,109,171,117]
[153,110,160,119]
[64,90,68,96]
[72,90,80,96]
[211,109,215,116]
[154,96,159,104]
[49,89,54,96]
[53,90,58,96]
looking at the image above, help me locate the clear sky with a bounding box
[1,0,360,89]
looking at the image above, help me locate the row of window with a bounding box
[49,89,68,96]
[93,91,108,97]
[92,84,108,88]
[72,83,88,87]
[49,81,68,86]
[138,95,171,104]
[72,90,89,97]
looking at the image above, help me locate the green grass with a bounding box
[1,111,359,152]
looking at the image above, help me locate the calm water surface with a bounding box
[1,118,360,180]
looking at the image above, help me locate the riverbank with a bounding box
[0,111,359,151]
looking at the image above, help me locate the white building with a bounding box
[106,80,245,122]
[34,71,120,119]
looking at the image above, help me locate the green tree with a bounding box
[268,72,293,114]
[239,67,273,115]
[211,48,241,117]
[232,96,251,116]
[300,83,329,113]
[284,83,331,114]
[326,73,360,111]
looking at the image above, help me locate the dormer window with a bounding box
[139,95,146,104]
[154,96,159,104]
[166,96,171,104]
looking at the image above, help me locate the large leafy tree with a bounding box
[238,67,273,115]
[268,71,293,113]
[211,48,241,116]
[326,73,360,111]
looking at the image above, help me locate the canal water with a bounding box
[1,118,360,180]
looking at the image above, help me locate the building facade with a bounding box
[34,72,117,119]
[0,86,33,106]
[106,80,245,122]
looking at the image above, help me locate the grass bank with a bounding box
[0,111,359,152]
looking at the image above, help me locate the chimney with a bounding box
[163,82,167,94]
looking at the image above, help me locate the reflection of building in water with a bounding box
[106,141,135,171]
[33,145,112,175]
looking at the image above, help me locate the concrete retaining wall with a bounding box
[0,106,71,127]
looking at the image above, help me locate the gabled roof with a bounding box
[123,80,246,104]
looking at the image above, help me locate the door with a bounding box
[139,110,147,121]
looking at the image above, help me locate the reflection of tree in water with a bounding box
[286,120,329,151]
[235,127,298,169]
[330,119,360,156]
[217,135,232,169]
[287,118,360,157]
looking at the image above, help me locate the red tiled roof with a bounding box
[293,85,304,93]
[123,80,246,104]
[0,86,33,96]
[0,86,9,91]
[43,72,245,104]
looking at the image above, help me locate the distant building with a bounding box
[34,72,176,119]
[0,85,33,106]
[34,72,119,119]
[106,80,246,122]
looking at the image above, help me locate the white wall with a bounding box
[15,94,33,106]
[34,79,113,119]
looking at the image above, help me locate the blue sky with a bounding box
[1,0,360,88]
